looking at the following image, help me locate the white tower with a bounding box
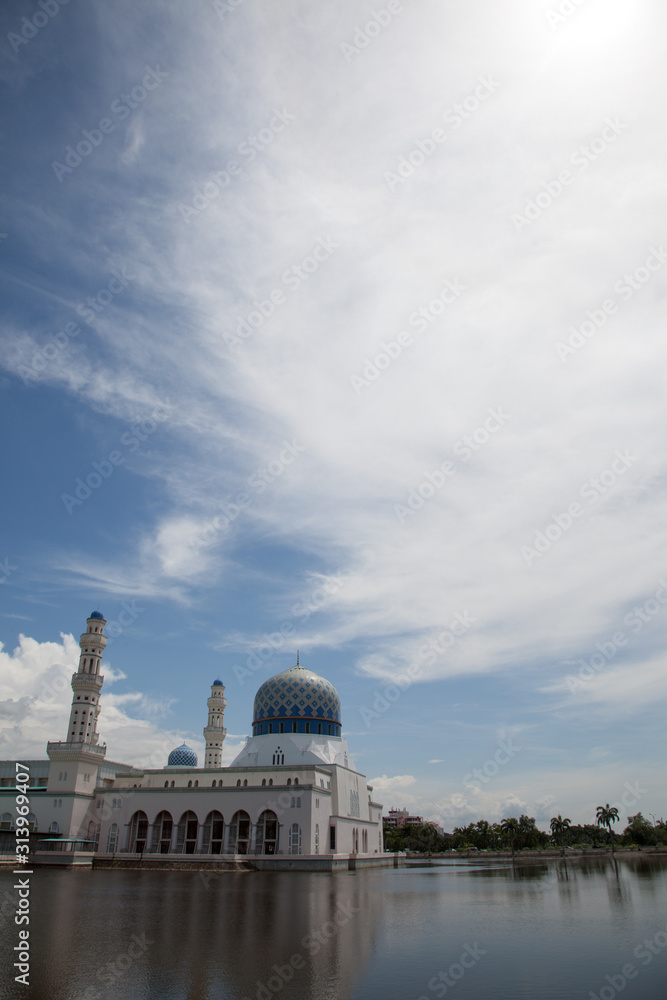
[65,610,107,745]
[203,680,227,768]
[46,611,109,841]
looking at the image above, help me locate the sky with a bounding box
[0,0,665,832]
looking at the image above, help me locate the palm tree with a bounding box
[501,817,519,858]
[596,804,620,853]
[550,815,571,857]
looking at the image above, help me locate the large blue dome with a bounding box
[212,679,224,686]
[167,743,198,767]
[252,664,341,738]
[90,610,105,620]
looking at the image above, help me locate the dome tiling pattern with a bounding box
[167,743,198,767]
[253,665,341,724]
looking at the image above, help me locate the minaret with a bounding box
[203,680,227,768]
[46,611,109,837]
[65,611,107,745]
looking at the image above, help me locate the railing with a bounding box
[47,741,107,755]
[36,838,97,852]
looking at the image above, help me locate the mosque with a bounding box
[0,611,390,870]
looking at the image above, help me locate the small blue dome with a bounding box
[212,679,224,686]
[90,610,105,620]
[167,743,198,767]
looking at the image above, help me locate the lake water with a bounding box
[1,856,666,1000]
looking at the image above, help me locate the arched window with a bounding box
[128,810,149,853]
[27,813,38,832]
[194,780,198,788]
[188,780,192,788]
[268,779,273,786]
[164,780,169,788]
[261,779,266,786]
[150,811,174,853]
[49,821,60,834]
[288,823,302,855]
[228,810,251,855]
[294,778,299,786]
[236,779,241,787]
[255,810,278,855]
[175,811,199,854]
[87,820,100,848]
[171,781,175,788]
[287,778,292,786]
[202,811,224,854]
[315,823,319,855]
[106,823,118,852]
[212,780,217,787]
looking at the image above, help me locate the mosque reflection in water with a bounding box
[28,868,381,1000]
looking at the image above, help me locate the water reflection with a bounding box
[23,870,381,1000]
[2,857,666,1000]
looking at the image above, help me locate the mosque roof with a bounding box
[253,662,341,726]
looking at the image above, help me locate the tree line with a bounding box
[383,810,667,855]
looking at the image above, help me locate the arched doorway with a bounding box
[128,811,149,853]
[255,810,278,855]
[151,811,174,853]
[228,810,251,854]
[202,811,224,854]
[176,811,199,854]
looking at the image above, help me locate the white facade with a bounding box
[0,612,385,864]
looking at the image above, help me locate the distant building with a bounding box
[384,810,443,834]
[385,808,424,828]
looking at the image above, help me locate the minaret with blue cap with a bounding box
[204,679,227,768]
[65,610,108,745]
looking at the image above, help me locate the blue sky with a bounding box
[0,0,665,830]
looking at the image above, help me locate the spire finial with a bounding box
[296,649,300,666]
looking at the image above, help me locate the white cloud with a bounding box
[539,651,667,713]
[3,3,661,703]
[369,774,417,798]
